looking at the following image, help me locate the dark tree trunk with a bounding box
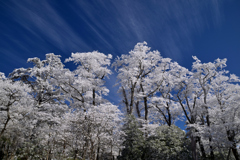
[93,88,96,106]
[191,135,197,160]
[231,146,239,160]
[197,136,206,159]
[135,101,141,118]
[227,130,239,160]
[96,145,100,160]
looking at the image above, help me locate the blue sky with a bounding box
[0,0,240,127]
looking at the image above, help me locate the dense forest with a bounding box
[0,42,239,160]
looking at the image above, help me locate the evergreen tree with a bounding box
[118,115,145,160]
[145,125,192,160]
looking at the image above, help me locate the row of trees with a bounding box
[0,42,239,159]
[0,52,122,159]
[114,42,240,160]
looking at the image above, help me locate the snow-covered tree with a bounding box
[63,51,122,159]
[64,51,112,109]
[113,42,184,139]
[113,42,162,119]
[0,72,33,159]
[0,42,239,160]
[190,57,240,160]
[176,56,240,160]
[9,53,68,159]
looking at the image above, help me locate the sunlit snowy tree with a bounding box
[64,51,122,159]
[0,42,239,160]
[0,72,33,159]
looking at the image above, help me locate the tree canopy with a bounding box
[0,42,239,160]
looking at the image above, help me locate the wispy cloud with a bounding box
[3,0,91,54]
[0,0,224,72]
[1,0,224,60]
[72,0,224,61]
[0,0,228,110]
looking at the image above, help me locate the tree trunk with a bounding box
[0,107,11,139]
[227,148,231,160]
[93,89,96,106]
[197,136,206,159]
[191,135,197,160]
[140,83,148,121]
[96,145,100,160]
[231,143,239,160]
[206,114,214,160]
[144,96,148,121]
[227,130,239,160]
[135,101,141,118]
[74,149,78,160]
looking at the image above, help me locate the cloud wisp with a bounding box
[3,0,91,53]
[0,0,225,72]
[73,0,224,61]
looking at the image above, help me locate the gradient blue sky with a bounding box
[1,0,240,124]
